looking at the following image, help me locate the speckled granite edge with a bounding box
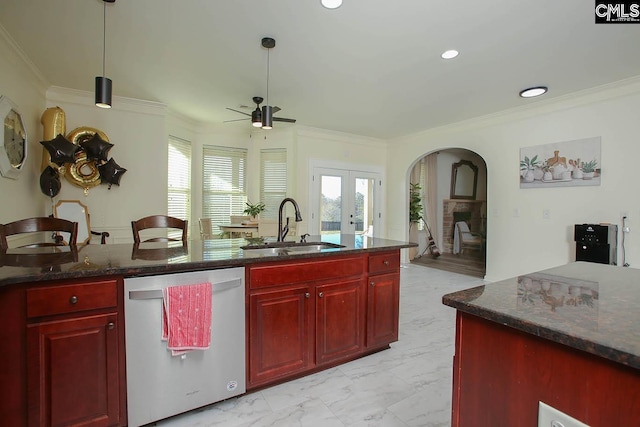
[0,235,416,287]
[443,284,640,371]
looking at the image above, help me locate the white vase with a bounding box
[543,171,553,181]
[523,170,534,182]
[572,169,583,179]
[583,171,595,180]
[533,168,544,180]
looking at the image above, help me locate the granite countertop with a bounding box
[0,234,416,287]
[443,262,640,370]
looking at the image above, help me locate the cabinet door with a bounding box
[316,278,366,365]
[249,285,314,387]
[366,272,400,348]
[27,312,121,427]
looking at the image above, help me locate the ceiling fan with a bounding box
[225,96,296,128]
[225,37,296,129]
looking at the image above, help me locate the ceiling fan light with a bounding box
[262,105,273,129]
[519,86,548,98]
[252,108,262,127]
[321,0,342,9]
[95,76,112,108]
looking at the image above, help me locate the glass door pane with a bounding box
[320,175,343,236]
[353,176,375,235]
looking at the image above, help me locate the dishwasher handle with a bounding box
[128,278,242,300]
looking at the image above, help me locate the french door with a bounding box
[310,167,381,236]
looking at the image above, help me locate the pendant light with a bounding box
[261,37,275,129]
[251,108,262,127]
[95,0,115,108]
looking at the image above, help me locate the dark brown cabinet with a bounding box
[247,255,366,389]
[366,251,400,349]
[25,278,126,427]
[247,250,401,390]
[248,284,314,386]
[451,312,640,426]
[315,278,366,365]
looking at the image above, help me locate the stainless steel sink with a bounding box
[241,241,345,256]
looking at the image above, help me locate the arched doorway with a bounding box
[408,148,487,278]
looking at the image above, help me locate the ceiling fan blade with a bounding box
[273,117,296,123]
[226,107,251,117]
[223,118,250,123]
[272,106,281,114]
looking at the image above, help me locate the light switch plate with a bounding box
[538,402,590,427]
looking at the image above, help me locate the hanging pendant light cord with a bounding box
[265,48,270,107]
[102,1,106,77]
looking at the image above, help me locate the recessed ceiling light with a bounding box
[321,0,342,9]
[519,86,548,98]
[441,50,459,60]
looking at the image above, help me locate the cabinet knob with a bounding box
[370,281,375,287]
[305,292,310,299]
[383,260,390,266]
[69,295,78,304]
[107,322,115,330]
[318,292,324,298]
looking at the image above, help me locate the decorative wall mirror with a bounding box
[54,200,91,245]
[450,160,478,200]
[0,95,28,179]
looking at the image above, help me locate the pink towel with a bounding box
[162,282,212,356]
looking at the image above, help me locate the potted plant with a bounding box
[581,159,598,180]
[541,161,553,182]
[409,183,423,229]
[243,201,265,223]
[520,155,540,182]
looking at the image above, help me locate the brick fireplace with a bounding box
[442,199,486,254]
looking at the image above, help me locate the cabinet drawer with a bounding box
[27,279,118,318]
[249,255,365,289]
[368,251,400,274]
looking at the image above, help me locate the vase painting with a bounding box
[519,137,601,189]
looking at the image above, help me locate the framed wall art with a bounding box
[520,136,601,189]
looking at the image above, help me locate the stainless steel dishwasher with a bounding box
[124,267,245,427]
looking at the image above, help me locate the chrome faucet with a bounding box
[278,198,303,241]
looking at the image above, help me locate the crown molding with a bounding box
[393,75,640,143]
[297,125,386,148]
[46,86,167,116]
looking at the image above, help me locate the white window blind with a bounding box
[203,145,247,234]
[167,136,191,222]
[260,148,287,220]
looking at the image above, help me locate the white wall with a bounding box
[388,78,640,281]
[44,87,167,242]
[0,27,48,220]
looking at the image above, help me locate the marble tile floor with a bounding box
[150,264,486,427]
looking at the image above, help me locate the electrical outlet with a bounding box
[542,209,551,220]
[513,208,520,218]
[538,402,590,427]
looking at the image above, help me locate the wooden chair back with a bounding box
[0,217,78,250]
[131,215,188,243]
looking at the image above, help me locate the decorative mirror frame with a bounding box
[54,200,91,245]
[0,95,28,179]
[450,160,478,200]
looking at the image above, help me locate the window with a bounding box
[167,136,191,222]
[260,148,287,220]
[203,145,247,234]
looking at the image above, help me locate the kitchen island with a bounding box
[0,234,415,426]
[443,261,640,427]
